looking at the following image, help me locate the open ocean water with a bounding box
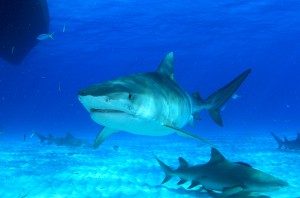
[0,0,300,197]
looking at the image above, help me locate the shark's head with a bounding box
[78,74,154,128]
[210,148,289,193]
[245,171,289,192]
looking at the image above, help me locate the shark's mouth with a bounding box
[90,108,125,113]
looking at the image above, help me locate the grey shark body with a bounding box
[155,148,288,197]
[34,132,89,147]
[78,52,251,148]
[271,132,300,150]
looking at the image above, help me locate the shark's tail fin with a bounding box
[271,132,284,149]
[192,69,251,126]
[154,155,173,184]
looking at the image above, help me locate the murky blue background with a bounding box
[1,0,299,138]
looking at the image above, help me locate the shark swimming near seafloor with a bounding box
[32,132,90,147]
[271,132,300,150]
[78,52,251,148]
[155,148,288,198]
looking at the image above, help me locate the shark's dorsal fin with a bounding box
[178,157,189,168]
[157,52,174,80]
[209,147,226,163]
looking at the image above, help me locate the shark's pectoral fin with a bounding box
[177,179,188,185]
[94,127,119,148]
[188,180,201,189]
[162,175,172,184]
[222,186,244,197]
[163,125,214,146]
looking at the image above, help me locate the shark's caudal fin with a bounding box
[193,69,251,126]
[154,155,174,184]
[271,132,284,149]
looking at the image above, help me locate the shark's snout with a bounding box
[78,89,85,96]
[278,180,289,187]
[78,87,98,96]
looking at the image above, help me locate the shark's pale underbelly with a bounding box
[90,112,186,136]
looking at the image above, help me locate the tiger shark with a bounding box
[78,52,251,148]
[155,148,288,197]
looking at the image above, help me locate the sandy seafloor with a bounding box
[0,133,299,198]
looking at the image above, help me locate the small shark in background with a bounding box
[78,52,251,148]
[271,132,300,150]
[155,148,288,198]
[32,132,89,147]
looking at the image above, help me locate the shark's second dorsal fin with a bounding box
[209,147,226,163]
[157,52,174,80]
[178,157,189,168]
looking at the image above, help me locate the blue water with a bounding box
[0,1,300,197]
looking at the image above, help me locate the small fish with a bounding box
[30,132,35,138]
[231,93,241,100]
[58,81,61,92]
[11,46,15,54]
[37,32,54,40]
[62,23,66,32]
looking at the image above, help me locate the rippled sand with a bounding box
[0,133,298,198]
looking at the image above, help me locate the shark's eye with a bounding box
[128,93,132,100]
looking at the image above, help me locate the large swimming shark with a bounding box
[271,132,300,150]
[78,52,251,148]
[155,148,288,197]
